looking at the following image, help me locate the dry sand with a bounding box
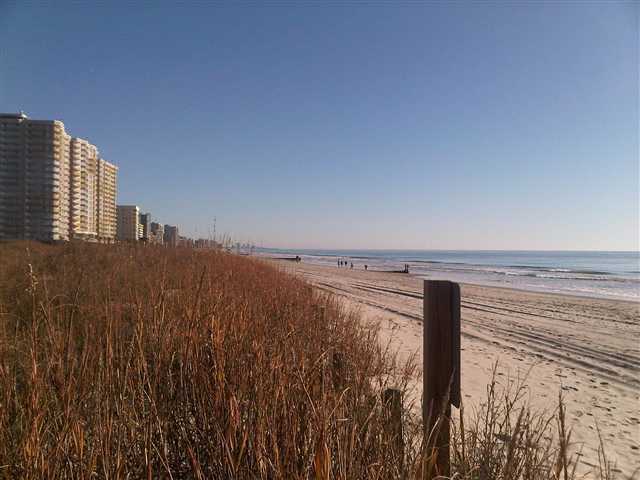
[273,260,640,478]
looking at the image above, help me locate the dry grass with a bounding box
[0,243,625,479]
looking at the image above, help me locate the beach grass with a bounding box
[0,242,623,479]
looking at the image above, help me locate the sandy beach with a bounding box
[273,260,640,477]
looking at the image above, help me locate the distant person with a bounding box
[364,265,368,271]
[350,262,353,269]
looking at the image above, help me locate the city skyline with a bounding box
[0,110,187,246]
[0,112,118,242]
[1,2,637,251]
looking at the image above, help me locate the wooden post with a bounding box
[383,388,404,472]
[332,351,344,390]
[423,280,461,478]
[313,304,326,321]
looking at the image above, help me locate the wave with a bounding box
[387,260,615,276]
[413,265,639,283]
[406,259,466,265]
[505,265,612,275]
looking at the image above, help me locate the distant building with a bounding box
[179,236,193,248]
[0,112,118,242]
[117,205,140,241]
[149,222,164,245]
[194,238,216,249]
[163,224,178,247]
[139,212,151,242]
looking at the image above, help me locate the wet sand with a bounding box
[273,260,640,477]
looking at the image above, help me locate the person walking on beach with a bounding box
[350,262,354,269]
[364,264,368,271]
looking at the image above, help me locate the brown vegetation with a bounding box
[0,243,623,479]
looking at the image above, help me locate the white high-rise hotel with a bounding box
[0,112,118,242]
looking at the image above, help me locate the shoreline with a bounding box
[265,255,640,304]
[426,275,640,305]
[270,259,640,477]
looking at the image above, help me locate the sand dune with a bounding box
[273,260,640,478]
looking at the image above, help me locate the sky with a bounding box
[0,1,637,250]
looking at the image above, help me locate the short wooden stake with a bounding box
[332,351,344,390]
[383,388,404,471]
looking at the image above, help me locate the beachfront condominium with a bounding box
[69,139,117,242]
[116,205,140,241]
[0,112,118,242]
[0,113,71,241]
[67,138,118,242]
[69,138,98,240]
[97,159,118,242]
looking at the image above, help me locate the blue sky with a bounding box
[1,2,637,250]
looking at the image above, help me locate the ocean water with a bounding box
[258,249,640,301]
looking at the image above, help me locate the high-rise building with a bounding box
[163,224,179,247]
[149,221,164,245]
[139,212,151,242]
[0,112,71,241]
[97,159,118,242]
[69,138,99,240]
[117,205,140,241]
[0,112,118,243]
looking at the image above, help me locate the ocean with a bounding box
[258,249,640,301]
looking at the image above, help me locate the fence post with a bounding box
[383,388,404,473]
[423,280,461,478]
[332,351,344,390]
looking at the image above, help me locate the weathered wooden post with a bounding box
[383,388,404,472]
[423,280,461,478]
[332,351,344,390]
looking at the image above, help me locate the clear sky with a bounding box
[1,2,637,250]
